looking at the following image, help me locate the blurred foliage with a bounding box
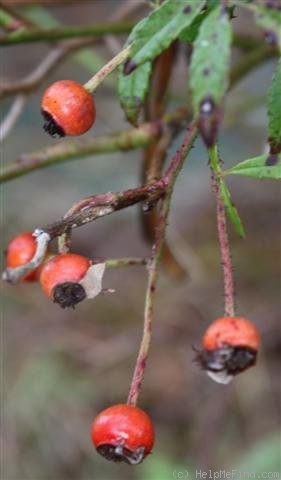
[1,1,280,480]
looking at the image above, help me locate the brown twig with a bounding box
[141,43,187,280]
[45,183,166,239]
[0,38,99,99]
[0,107,188,183]
[127,121,197,406]
[105,257,148,268]
[2,122,197,284]
[0,94,27,141]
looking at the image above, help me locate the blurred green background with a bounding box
[1,1,280,479]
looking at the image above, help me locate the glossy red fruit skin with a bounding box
[41,80,95,137]
[40,253,90,298]
[6,232,39,281]
[91,404,155,464]
[203,316,260,352]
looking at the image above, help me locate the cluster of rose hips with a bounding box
[5,228,261,464]
[5,78,262,465]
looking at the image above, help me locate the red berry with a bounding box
[41,80,96,137]
[6,232,40,281]
[39,253,90,308]
[91,404,155,465]
[197,316,260,383]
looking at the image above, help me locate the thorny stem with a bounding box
[141,43,187,280]
[209,144,235,317]
[2,182,165,283]
[2,122,197,284]
[105,257,148,268]
[55,180,167,253]
[126,122,197,406]
[0,107,188,183]
[84,46,131,93]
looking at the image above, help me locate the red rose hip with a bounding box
[39,253,90,308]
[6,231,40,281]
[41,80,96,137]
[197,316,260,384]
[91,404,155,465]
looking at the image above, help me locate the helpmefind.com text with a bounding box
[172,470,280,479]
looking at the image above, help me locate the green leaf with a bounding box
[254,4,281,51]
[224,154,281,180]
[123,0,205,74]
[220,180,245,237]
[208,146,244,237]
[179,1,228,43]
[267,60,281,154]
[190,6,232,112]
[189,6,232,146]
[118,61,152,126]
[179,10,208,43]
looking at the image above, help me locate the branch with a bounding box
[105,257,148,268]
[43,183,167,240]
[2,122,198,283]
[141,43,187,280]
[2,38,276,180]
[84,46,131,93]
[127,121,197,406]
[0,39,94,99]
[0,107,188,183]
[0,1,139,100]
[0,20,134,45]
[209,144,235,317]
[0,94,27,141]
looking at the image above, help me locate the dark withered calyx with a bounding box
[53,281,86,308]
[197,345,257,376]
[41,109,65,138]
[199,96,219,148]
[97,443,146,465]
